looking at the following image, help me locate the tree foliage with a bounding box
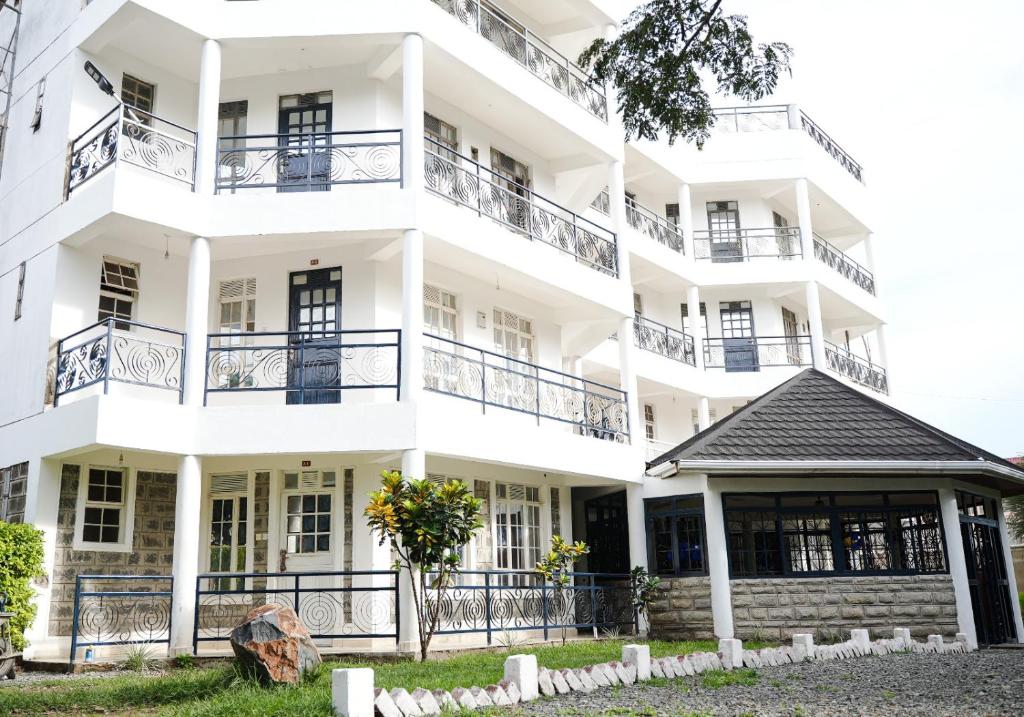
[629,565,661,635]
[579,0,792,146]
[0,521,46,651]
[364,470,482,660]
[535,535,590,645]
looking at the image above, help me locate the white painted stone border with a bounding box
[331,630,977,716]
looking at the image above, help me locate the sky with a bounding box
[626,0,1024,457]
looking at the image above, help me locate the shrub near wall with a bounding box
[0,521,45,650]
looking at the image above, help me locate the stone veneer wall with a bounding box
[648,576,716,640]
[730,575,960,641]
[48,465,177,637]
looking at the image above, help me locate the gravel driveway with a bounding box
[520,649,1024,717]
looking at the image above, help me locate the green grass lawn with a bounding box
[4,639,747,716]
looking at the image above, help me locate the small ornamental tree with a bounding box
[365,470,482,661]
[629,566,661,636]
[535,536,590,646]
[0,521,46,651]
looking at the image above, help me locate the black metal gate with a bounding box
[960,507,1016,645]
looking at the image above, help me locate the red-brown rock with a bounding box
[230,603,322,684]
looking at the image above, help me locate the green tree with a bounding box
[579,0,792,146]
[535,535,590,646]
[629,566,661,636]
[0,521,45,651]
[365,470,482,661]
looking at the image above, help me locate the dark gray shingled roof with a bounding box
[650,369,1024,472]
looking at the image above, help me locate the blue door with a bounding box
[287,268,342,404]
[720,301,758,372]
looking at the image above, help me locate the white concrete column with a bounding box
[608,161,641,444]
[996,497,1024,642]
[609,160,629,282]
[194,39,222,196]
[625,482,648,634]
[703,477,734,638]
[21,458,62,658]
[698,396,711,431]
[863,232,877,275]
[687,284,704,371]
[937,487,978,649]
[400,229,424,406]
[618,315,643,446]
[183,236,211,407]
[804,280,827,370]
[170,454,202,654]
[794,178,815,261]
[678,183,694,260]
[401,34,424,193]
[398,448,424,654]
[786,104,801,130]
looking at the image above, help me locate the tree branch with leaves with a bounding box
[365,470,483,661]
[579,0,792,147]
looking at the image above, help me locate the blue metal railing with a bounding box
[69,575,174,667]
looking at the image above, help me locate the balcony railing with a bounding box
[800,112,863,183]
[66,105,197,196]
[425,137,618,276]
[693,227,802,262]
[423,333,629,442]
[825,340,888,394]
[216,129,402,193]
[204,329,401,404]
[703,336,811,371]
[645,438,677,463]
[626,199,684,254]
[428,0,607,121]
[813,234,876,295]
[634,316,695,366]
[53,319,185,406]
[69,575,173,667]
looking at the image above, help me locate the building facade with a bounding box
[0,0,910,661]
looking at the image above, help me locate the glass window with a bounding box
[643,404,656,440]
[285,492,332,554]
[82,468,126,544]
[782,513,834,572]
[644,495,707,577]
[121,74,155,125]
[423,284,458,340]
[495,483,542,582]
[424,112,458,162]
[97,258,139,330]
[209,491,248,589]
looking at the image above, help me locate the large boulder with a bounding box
[230,603,322,684]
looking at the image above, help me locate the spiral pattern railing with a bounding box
[813,234,876,295]
[216,129,401,192]
[423,333,629,442]
[425,138,617,276]
[204,329,401,404]
[694,227,802,262]
[633,316,695,365]
[626,199,684,254]
[66,106,196,197]
[703,336,812,371]
[428,0,607,121]
[825,340,888,394]
[53,319,185,406]
[193,571,399,651]
[69,575,173,666]
[430,570,635,642]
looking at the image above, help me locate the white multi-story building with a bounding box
[0,0,906,661]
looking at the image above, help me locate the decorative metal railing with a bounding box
[825,340,888,394]
[813,234,876,295]
[69,575,173,666]
[800,111,864,183]
[204,329,401,404]
[216,129,402,193]
[194,570,399,652]
[428,0,607,121]
[693,227,802,262]
[66,105,197,196]
[703,336,812,371]
[430,570,635,642]
[712,105,790,133]
[53,319,185,406]
[626,198,684,254]
[633,316,695,365]
[425,138,618,276]
[423,333,630,442]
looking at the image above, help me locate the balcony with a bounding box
[645,438,677,463]
[216,130,402,193]
[53,320,185,406]
[693,227,802,262]
[813,234,876,295]
[66,106,196,197]
[703,336,811,371]
[204,330,401,404]
[633,316,695,366]
[626,198,684,254]
[428,0,608,121]
[825,340,888,395]
[424,138,618,276]
[423,333,629,442]
[712,104,864,183]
